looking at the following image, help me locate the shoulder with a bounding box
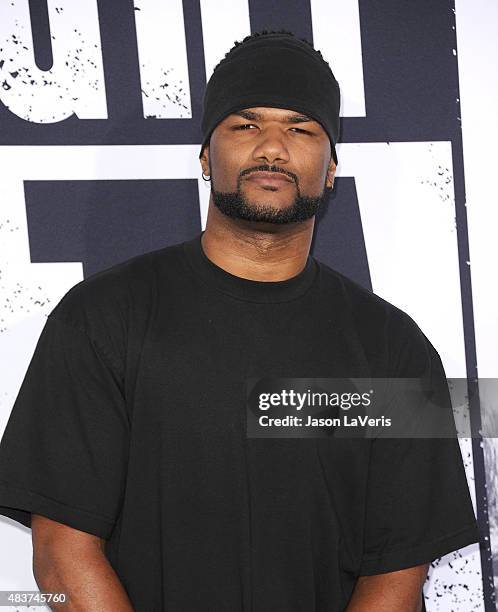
[316,259,394,320]
[315,260,439,377]
[50,242,183,325]
[46,242,185,366]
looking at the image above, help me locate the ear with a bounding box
[326,158,337,189]
[200,144,210,176]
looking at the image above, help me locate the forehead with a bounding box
[226,106,321,125]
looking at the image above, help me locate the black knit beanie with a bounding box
[199,30,341,165]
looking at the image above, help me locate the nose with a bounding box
[251,125,290,166]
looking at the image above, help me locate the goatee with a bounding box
[210,175,331,224]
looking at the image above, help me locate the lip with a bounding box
[245,171,294,186]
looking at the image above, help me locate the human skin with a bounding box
[30,106,430,612]
[199,106,336,282]
[345,565,429,611]
[32,514,134,611]
[200,106,431,609]
[32,516,428,612]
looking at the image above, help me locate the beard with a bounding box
[210,170,331,225]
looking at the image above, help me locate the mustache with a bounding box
[239,165,297,184]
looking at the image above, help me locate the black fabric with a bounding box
[200,32,341,164]
[0,232,479,611]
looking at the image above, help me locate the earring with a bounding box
[202,171,211,182]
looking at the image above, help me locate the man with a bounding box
[0,30,480,611]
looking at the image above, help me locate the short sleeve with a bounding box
[0,314,130,540]
[358,310,480,575]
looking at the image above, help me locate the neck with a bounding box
[201,205,314,282]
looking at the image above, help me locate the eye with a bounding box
[233,124,310,134]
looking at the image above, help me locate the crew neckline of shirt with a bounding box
[182,231,318,303]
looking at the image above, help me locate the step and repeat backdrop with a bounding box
[0,1,496,610]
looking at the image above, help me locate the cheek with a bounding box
[209,136,243,179]
[211,158,241,188]
[291,141,328,176]
[298,161,327,189]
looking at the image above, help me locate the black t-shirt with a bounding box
[0,232,479,611]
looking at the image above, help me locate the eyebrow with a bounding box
[233,110,315,124]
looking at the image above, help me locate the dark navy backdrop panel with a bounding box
[25,179,201,277]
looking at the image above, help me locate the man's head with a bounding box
[199,30,340,226]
